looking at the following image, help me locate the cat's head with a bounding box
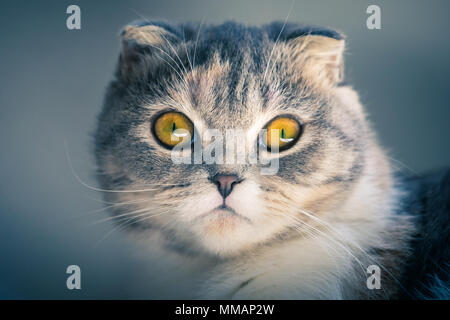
[96,21,374,257]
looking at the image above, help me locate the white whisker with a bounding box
[93,209,171,247]
[182,24,194,72]
[193,18,205,69]
[295,207,412,298]
[262,0,295,83]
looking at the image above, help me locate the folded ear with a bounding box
[278,25,345,88]
[118,21,181,80]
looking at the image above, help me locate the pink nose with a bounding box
[211,174,241,198]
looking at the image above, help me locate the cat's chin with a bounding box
[188,208,267,257]
[198,207,248,233]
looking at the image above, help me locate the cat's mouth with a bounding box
[197,205,251,223]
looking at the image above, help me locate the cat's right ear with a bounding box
[267,23,346,89]
[118,22,180,80]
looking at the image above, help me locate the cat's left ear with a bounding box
[118,21,181,80]
[282,27,345,88]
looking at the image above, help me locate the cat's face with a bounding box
[96,21,367,256]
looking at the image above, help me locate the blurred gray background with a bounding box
[0,0,449,299]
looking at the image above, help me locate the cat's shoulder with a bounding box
[398,168,450,299]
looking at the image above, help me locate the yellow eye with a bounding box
[152,112,194,148]
[264,116,302,151]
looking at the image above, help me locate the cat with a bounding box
[94,20,449,299]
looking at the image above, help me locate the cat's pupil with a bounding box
[171,122,176,132]
[281,128,286,139]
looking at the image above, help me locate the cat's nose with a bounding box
[211,174,242,199]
